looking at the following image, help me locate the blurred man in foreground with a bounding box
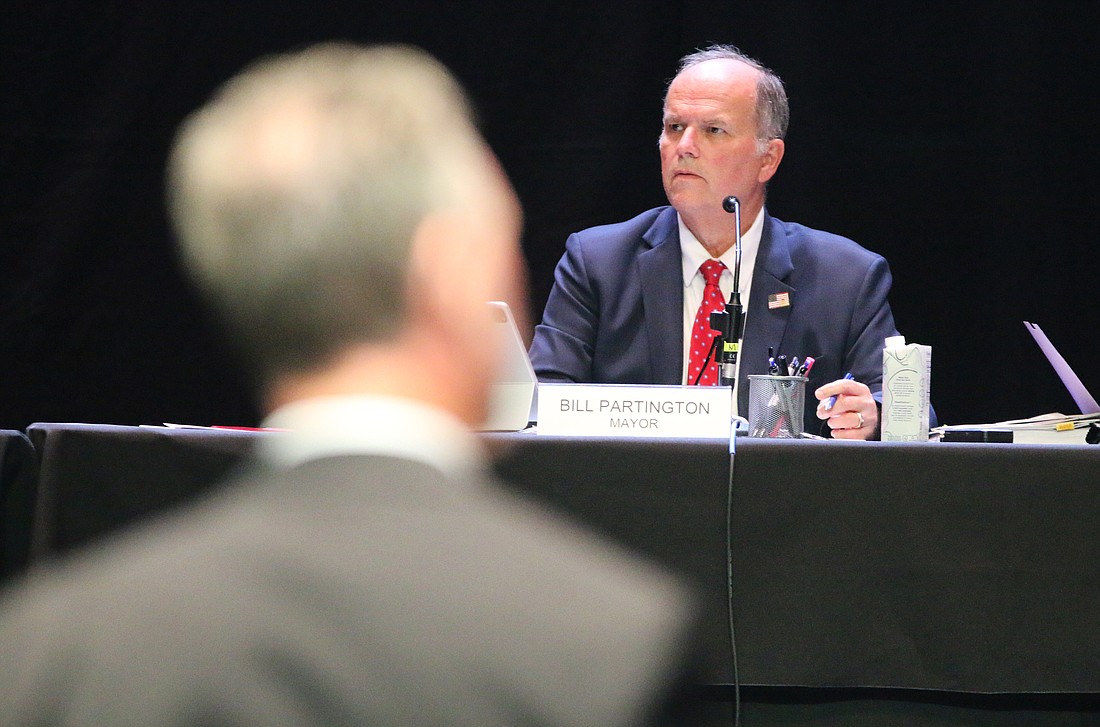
[0,44,699,726]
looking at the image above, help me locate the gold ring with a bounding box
[856,411,865,429]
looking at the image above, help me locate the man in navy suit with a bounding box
[530,44,918,440]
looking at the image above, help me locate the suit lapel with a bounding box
[638,208,684,385]
[739,213,795,415]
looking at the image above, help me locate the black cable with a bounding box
[724,195,744,724]
[726,418,744,726]
[692,335,722,385]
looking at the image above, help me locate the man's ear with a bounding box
[758,138,785,184]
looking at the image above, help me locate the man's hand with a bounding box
[815,377,878,440]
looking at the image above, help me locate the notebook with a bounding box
[478,301,537,431]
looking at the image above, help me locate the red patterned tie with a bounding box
[688,259,727,385]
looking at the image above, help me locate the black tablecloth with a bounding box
[489,435,1100,695]
[25,423,265,563]
[12,423,1100,722]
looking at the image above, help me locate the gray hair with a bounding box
[670,44,789,152]
[167,43,488,379]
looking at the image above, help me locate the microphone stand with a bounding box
[705,195,747,726]
[708,196,746,388]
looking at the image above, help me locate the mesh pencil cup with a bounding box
[747,375,807,438]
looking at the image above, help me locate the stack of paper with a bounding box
[933,412,1100,444]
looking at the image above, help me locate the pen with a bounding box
[798,356,815,377]
[824,372,853,411]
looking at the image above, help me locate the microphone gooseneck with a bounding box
[708,196,746,387]
[721,196,742,296]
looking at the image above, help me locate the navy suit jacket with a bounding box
[530,206,913,434]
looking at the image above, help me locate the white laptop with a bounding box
[1024,321,1100,414]
[936,323,1098,443]
[478,301,537,431]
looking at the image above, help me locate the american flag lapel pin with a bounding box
[767,292,790,310]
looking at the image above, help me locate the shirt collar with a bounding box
[257,395,486,477]
[679,206,765,286]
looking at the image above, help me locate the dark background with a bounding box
[2,1,1097,430]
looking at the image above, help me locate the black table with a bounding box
[17,423,1100,724]
[24,423,265,563]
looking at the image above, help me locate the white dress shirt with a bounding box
[258,395,485,478]
[679,207,765,399]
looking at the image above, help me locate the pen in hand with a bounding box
[824,372,854,411]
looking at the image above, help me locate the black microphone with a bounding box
[708,196,746,387]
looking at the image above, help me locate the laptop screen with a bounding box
[1024,321,1099,414]
[479,301,537,431]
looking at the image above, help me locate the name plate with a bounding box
[537,383,733,438]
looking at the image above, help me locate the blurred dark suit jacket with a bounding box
[0,453,700,726]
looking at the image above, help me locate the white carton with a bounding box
[881,336,932,441]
